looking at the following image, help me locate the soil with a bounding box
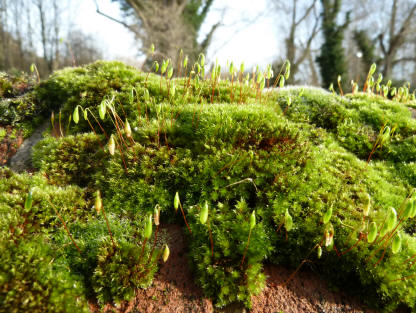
[250,266,377,313]
[90,225,381,313]
[90,225,213,313]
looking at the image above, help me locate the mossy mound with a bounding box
[0,72,46,138]
[2,60,416,311]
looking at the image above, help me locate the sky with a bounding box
[75,0,279,68]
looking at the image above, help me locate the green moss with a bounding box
[53,213,161,305]
[0,166,162,308]
[0,127,6,141]
[0,238,89,313]
[0,169,90,312]
[32,133,107,187]
[35,61,147,118]
[0,71,50,138]
[0,71,36,98]
[0,168,89,242]
[4,61,416,311]
[188,201,272,308]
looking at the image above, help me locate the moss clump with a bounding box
[4,61,416,311]
[0,167,162,308]
[278,88,416,162]
[92,236,159,305]
[0,72,49,138]
[0,168,90,312]
[0,238,89,313]
[0,168,89,243]
[0,71,36,98]
[188,201,272,308]
[32,133,107,187]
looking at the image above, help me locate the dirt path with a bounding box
[8,120,49,172]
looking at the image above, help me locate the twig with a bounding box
[224,178,258,192]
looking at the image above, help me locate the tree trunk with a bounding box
[36,0,53,73]
[383,54,394,79]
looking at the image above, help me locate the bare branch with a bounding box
[389,3,416,54]
[378,34,387,56]
[393,56,416,65]
[94,0,140,37]
[297,13,320,65]
[208,10,268,58]
[200,22,221,53]
[295,0,317,27]
[388,0,398,46]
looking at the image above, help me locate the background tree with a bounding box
[64,30,103,67]
[316,0,350,88]
[0,0,36,71]
[96,0,219,67]
[377,0,416,78]
[0,0,102,76]
[345,0,416,83]
[353,30,378,74]
[271,0,320,84]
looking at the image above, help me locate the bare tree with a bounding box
[32,0,65,73]
[274,0,319,83]
[95,0,219,66]
[271,0,320,84]
[307,49,319,85]
[0,0,102,75]
[64,30,103,66]
[346,0,416,81]
[33,0,53,72]
[0,0,36,71]
[0,0,10,69]
[378,0,416,78]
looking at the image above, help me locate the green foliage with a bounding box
[0,71,35,98]
[0,72,47,137]
[0,72,13,98]
[0,93,43,131]
[388,135,416,163]
[98,144,177,218]
[0,166,162,308]
[279,87,416,162]
[394,162,416,187]
[0,127,6,141]
[30,59,260,139]
[57,214,160,306]
[35,61,143,111]
[0,169,90,312]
